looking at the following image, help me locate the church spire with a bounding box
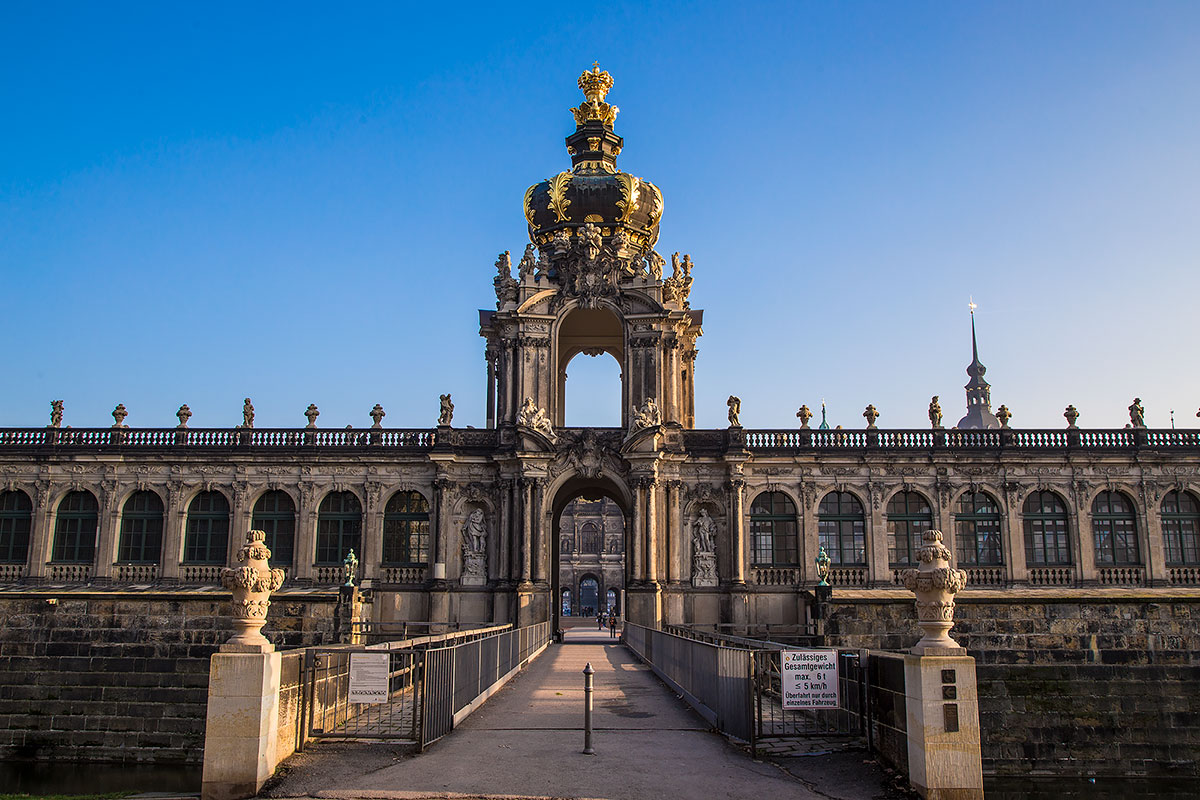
[957,300,1000,430]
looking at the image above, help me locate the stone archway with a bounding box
[549,472,631,633]
[554,305,625,428]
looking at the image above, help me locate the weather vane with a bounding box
[968,296,977,314]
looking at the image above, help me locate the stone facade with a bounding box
[558,497,624,615]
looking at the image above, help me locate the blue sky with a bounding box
[2,2,1198,430]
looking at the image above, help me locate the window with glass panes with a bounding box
[887,491,933,566]
[581,522,602,554]
[382,491,429,566]
[252,490,295,568]
[184,491,231,564]
[817,492,866,566]
[955,492,1003,566]
[317,492,363,565]
[749,492,798,566]
[118,491,163,564]
[0,490,33,564]
[1023,491,1071,566]
[1092,491,1140,565]
[1162,491,1200,565]
[52,491,99,563]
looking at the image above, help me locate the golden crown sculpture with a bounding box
[571,64,619,127]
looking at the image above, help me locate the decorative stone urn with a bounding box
[220,530,286,653]
[901,529,968,655]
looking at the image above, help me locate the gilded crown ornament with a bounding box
[571,64,619,127]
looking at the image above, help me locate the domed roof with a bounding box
[524,66,664,251]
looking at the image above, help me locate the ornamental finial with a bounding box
[571,65,619,127]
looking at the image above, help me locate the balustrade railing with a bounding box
[0,563,27,582]
[1097,566,1145,586]
[180,564,222,584]
[1168,566,1200,585]
[0,426,1195,453]
[829,567,869,587]
[963,566,1006,587]
[47,563,93,583]
[750,567,800,586]
[381,566,427,584]
[114,563,159,583]
[1028,566,1075,586]
[315,565,344,584]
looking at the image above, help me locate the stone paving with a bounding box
[263,626,906,800]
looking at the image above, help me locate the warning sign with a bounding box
[348,652,390,704]
[781,649,839,709]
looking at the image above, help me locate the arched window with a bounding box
[1162,490,1200,565]
[252,491,295,569]
[750,491,798,566]
[52,491,99,564]
[118,491,163,564]
[955,492,1003,566]
[887,491,933,567]
[0,490,33,564]
[382,491,428,566]
[1092,491,1140,566]
[581,522,602,555]
[818,492,866,566]
[184,491,230,565]
[1023,491,1071,566]
[317,492,362,566]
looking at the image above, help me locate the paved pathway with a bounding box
[266,626,897,800]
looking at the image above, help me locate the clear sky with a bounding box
[2,2,1198,431]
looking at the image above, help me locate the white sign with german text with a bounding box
[348,652,390,704]
[781,649,839,709]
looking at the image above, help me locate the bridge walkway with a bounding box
[266,625,892,800]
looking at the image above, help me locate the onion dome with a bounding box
[524,65,664,251]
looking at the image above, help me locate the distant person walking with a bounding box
[597,612,604,630]
[608,612,618,639]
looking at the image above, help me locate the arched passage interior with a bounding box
[551,475,629,629]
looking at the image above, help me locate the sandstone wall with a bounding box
[824,590,1200,778]
[0,590,340,765]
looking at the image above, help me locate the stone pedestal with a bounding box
[201,652,282,800]
[625,584,662,628]
[903,654,984,800]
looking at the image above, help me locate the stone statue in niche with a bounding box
[692,508,719,588]
[439,394,454,426]
[630,397,662,432]
[460,508,487,586]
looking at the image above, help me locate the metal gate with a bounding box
[752,648,867,741]
[303,647,424,742]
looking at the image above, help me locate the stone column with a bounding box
[1074,496,1097,583]
[293,485,316,582]
[646,480,659,585]
[729,478,745,584]
[868,496,891,586]
[520,478,533,585]
[496,479,511,581]
[432,478,451,580]
[362,483,383,583]
[94,483,121,580]
[227,484,251,568]
[532,479,546,583]
[630,481,645,583]
[26,483,52,580]
[800,488,819,583]
[485,349,497,429]
[161,482,186,581]
[666,481,682,585]
[1001,486,1027,583]
[903,655,984,799]
[1140,487,1165,583]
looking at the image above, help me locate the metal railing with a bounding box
[626,623,912,776]
[303,621,550,750]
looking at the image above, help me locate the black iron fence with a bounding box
[302,621,550,750]
[626,623,912,776]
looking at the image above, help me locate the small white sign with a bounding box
[781,649,839,709]
[348,652,390,704]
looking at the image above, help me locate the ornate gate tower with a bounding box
[480,65,703,431]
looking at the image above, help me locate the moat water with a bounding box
[984,776,1199,798]
[0,760,201,794]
